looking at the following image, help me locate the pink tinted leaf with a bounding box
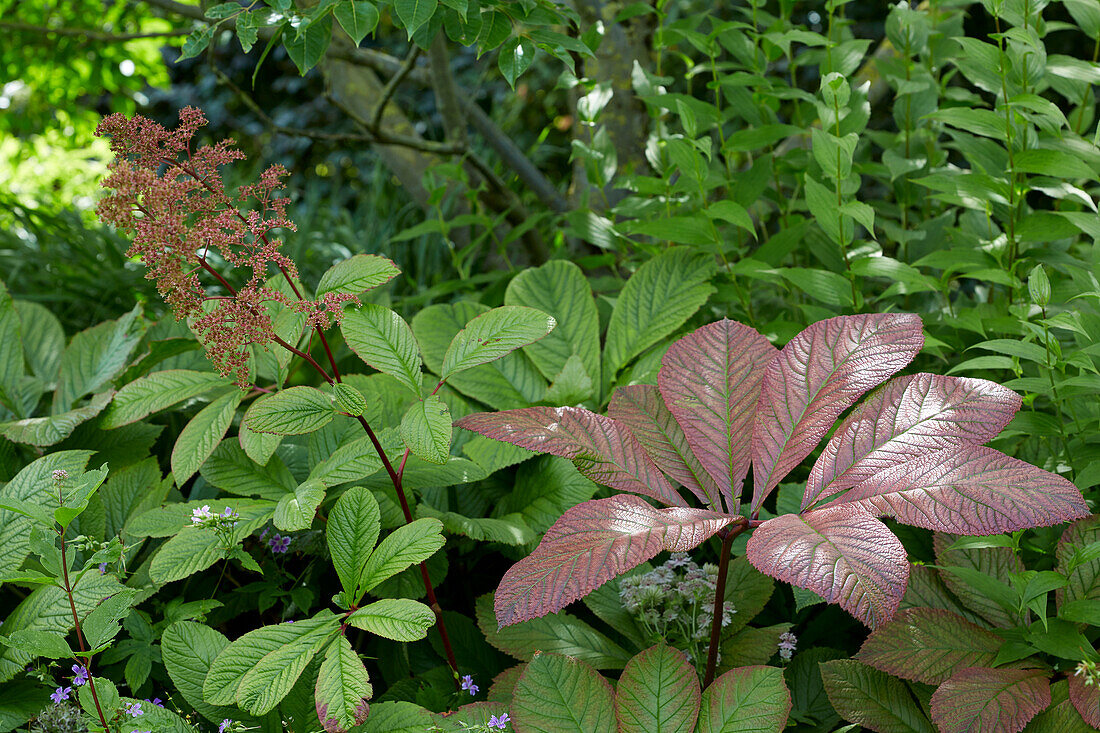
[834,445,1089,535]
[614,644,701,733]
[1069,670,1100,728]
[608,385,722,508]
[804,374,1020,509]
[745,504,908,628]
[494,495,732,627]
[658,319,778,513]
[855,607,1002,685]
[751,313,924,511]
[457,407,685,507]
[930,667,1051,733]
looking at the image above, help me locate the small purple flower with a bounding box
[145,697,164,707]
[488,712,510,729]
[268,534,291,554]
[221,507,240,526]
[98,562,108,575]
[72,664,89,686]
[125,701,143,717]
[191,505,213,524]
[460,674,478,696]
[50,686,71,703]
[219,720,234,733]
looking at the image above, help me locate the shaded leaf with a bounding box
[930,667,1050,733]
[614,644,700,733]
[820,659,935,733]
[1068,672,1100,728]
[101,370,230,428]
[171,390,243,484]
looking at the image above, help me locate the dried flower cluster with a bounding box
[618,552,735,672]
[95,107,357,386]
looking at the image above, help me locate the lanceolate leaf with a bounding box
[657,319,777,512]
[855,608,1002,685]
[399,395,452,464]
[751,313,924,511]
[457,406,685,507]
[440,306,556,380]
[246,386,335,435]
[236,615,341,716]
[358,518,445,594]
[346,599,435,642]
[327,486,382,604]
[934,532,1025,629]
[833,445,1089,534]
[315,254,399,298]
[102,369,230,428]
[341,304,424,398]
[494,495,732,627]
[171,389,244,485]
[804,374,1021,508]
[314,635,371,733]
[510,652,617,733]
[161,622,238,725]
[930,667,1050,733]
[697,665,792,733]
[820,659,935,733]
[745,504,908,628]
[614,644,701,733]
[608,385,721,507]
[1,390,113,446]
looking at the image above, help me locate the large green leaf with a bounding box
[820,659,935,733]
[170,389,244,484]
[346,598,435,641]
[315,254,400,297]
[0,281,23,415]
[235,615,340,716]
[102,369,229,428]
[394,0,437,37]
[148,504,272,584]
[359,518,445,594]
[53,305,142,411]
[333,0,381,44]
[697,666,792,733]
[417,503,535,546]
[284,15,332,74]
[441,306,556,381]
[315,634,372,731]
[14,300,63,382]
[603,248,716,387]
[201,440,297,500]
[342,303,424,397]
[245,385,335,435]
[274,479,325,532]
[399,395,452,464]
[161,621,240,724]
[307,435,384,486]
[327,486,382,603]
[1,390,113,446]
[510,652,616,733]
[614,644,700,733]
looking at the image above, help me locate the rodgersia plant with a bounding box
[457,313,1090,683]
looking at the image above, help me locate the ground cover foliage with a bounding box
[2,0,1100,731]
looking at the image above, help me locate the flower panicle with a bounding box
[95,107,359,387]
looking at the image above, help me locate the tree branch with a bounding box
[372,46,422,131]
[0,21,189,41]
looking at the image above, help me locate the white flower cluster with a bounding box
[618,553,736,672]
[191,505,240,531]
[1075,659,1098,687]
[777,631,798,661]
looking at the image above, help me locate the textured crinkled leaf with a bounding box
[15,299,63,381]
[441,305,556,379]
[359,518,445,594]
[658,319,778,511]
[805,374,1021,508]
[855,608,1002,684]
[511,652,617,733]
[274,479,325,531]
[608,384,721,507]
[603,247,717,384]
[934,532,1026,628]
[399,395,452,464]
[835,446,1089,534]
[1,390,113,446]
[201,439,296,500]
[239,393,284,465]
[161,622,239,724]
[307,435,384,486]
[341,304,424,397]
[82,587,138,649]
[314,634,371,733]
[751,313,924,510]
[0,282,23,406]
[745,504,908,628]
[101,370,230,428]
[505,260,601,384]
[457,406,684,507]
[245,386,334,435]
[356,701,435,732]
[476,594,631,669]
[346,599,434,641]
[171,389,244,484]
[1068,672,1100,728]
[327,486,381,603]
[1057,515,1100,611]
[820,659,935,733]
[614,644,700,733]
[316,254,399,297]
[697,665,792,733]
[236,614,340,715]
[54,305,142,410]
[930,667,1050,733]
[494,495,731,627]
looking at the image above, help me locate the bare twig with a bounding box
[0,21,189,41]
[371,46,422,131]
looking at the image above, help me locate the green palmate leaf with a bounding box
[504,260,601,385]
[274,479,325,532]
[359,518,445,594]
[697,666,792,733]
[315,635,372,732]
[399,395,452,464]
[308,435,384,485]
[441,306,556,381]
[1,390,113,447]
[603,247,716,386]
[346,598,435,641]
[327,486,382,603]
[395,0,437,37]
[511,652,616,733]
[334,0,381,44]
[246,386,335,435]
[171,389,244,484]
[284,16,332,74]
[15,300,63,381]
[203,613,337,709]
[820,660,935,733]
[316,254,399,297]
[161,622,241,724]
[342,304,424,397]
[104,368,235,428]
[53,304,142,411]
[614,644,700,733]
